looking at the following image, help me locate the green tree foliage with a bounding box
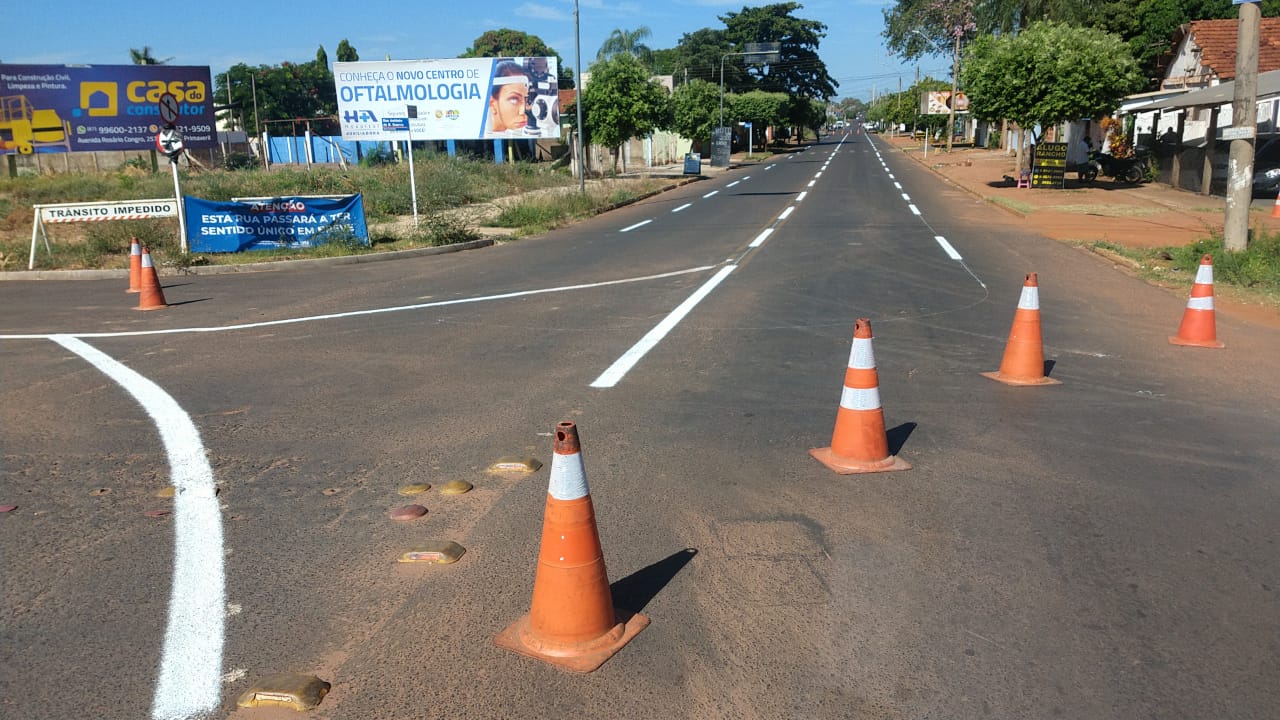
[720,2,838,100]
[667,28,739,87]
[729,90,790,128]
[581,54,671,170]
[961,21,1142,139]
[460,28,575,89]
[336,39,359,62]
[597,27,655,69]
[316,45,328,67]
[669,79,721,144]
[216,60,339,135]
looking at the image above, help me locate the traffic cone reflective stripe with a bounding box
[126,238,142,293]
[495,421,648,672]
[1169,254,1224,348]
[136,247,168,311]
[981,273,1061,385]
[809,318,910,474]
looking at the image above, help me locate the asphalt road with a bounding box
[2,131,1279,720]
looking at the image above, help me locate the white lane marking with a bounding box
[621,220,652,232]
[742,176,751,181]
[909,204,921,215]
[672,203,692,213]
[901,193,911,201]
[727,180,740,187]
[795,191,808,202]
[888,174,895,180]
[703,190,719,198]
[750,228,774,248]
[893,182,902,189]
[935,236,963,260]
[814,172,823,178]
[765,165,775,170]
[49,335,225,720]
[1,267,716,341]
[778,206,795,220]
[590,265,738,388]
[807,180,816,188]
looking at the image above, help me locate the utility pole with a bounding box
[947,34,959,153]
[1225,1,1260,252]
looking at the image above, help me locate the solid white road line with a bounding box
[621,220,652,232]
[590,265,737,388]
[49,336,225,720]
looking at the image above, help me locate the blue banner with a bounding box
[0,64,216,154]
[185,195,369,253]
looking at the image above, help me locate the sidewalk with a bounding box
[875,132,1280,249]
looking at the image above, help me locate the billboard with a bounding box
[921,91,970,115]
[0,64,216,155]
[334,57,560,141]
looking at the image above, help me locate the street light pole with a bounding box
[574,0,585,192]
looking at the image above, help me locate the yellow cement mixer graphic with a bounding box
[0,95,73,154]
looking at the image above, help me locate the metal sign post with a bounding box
[406,105,419,229]
[157,93,188,252]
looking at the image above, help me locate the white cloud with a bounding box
[518,2,571,20]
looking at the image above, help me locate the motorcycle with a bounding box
[1078,148,1153,184]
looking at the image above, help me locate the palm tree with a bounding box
[128,46,172,65]
[596,27,654,67]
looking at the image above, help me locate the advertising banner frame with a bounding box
[0,64,217,155]
[334,57,560,142]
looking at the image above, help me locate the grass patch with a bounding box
[988,196,1036,214]
[1087,230,1280,310]
[487,180,669,235]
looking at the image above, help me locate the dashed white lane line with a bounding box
[807,180,816,188]
[893,182,903,189]
[901,193,911,202]
[742,176,751,181]
[749,228,774,248]
[703,190,719,198]
[909,204,921,215]
[796,191,808,202]
[727,180,740,187]
[590,265,737,388]
[778,206,795,220]
[621,219,652,232]
[935,235,963,260]
[49,335,225,720]
[672,203,692,213]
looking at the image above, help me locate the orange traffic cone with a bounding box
[1169,254,1224,348]
[136,246,168,311]
[809,318,911,474]
[126,237,143,293]
[495,421,648,672]
[982,273,1061,386]
[1272,188,1280,219]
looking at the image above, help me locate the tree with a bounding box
[729,90,790,145]
[597,26,654,68]
[460,28,574,89]
[336,39,359,62]
[581,54,671,172]
[720,3,837,100]
[216,60,340,136]
[667,28,737,87]
[316,45,329,67]
[961,21,1143,162]
[670,79,722,146]
[129,46,171,65]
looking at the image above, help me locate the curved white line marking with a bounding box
[1,267,716,341]
[50,335,224,720]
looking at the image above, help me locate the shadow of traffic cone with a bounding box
[981,273,1061,386]
[126,238,142,293]
[495,421,648,672]
[136,246,168,311]
[1169,254,1224,348]
[809,318,911,474]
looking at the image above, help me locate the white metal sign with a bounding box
[333,57,560,141]
[1221,125,1256,140]
[29,199,179,269]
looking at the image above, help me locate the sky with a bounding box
[1,0,953,104]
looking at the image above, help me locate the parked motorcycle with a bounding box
[1079,148,1153,184]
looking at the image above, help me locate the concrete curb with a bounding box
[0,238,494,282]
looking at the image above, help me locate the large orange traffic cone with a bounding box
[136,246,168,311]
[981,273,1061,386]
[1169,254,1224,348]
[494,421,648,672]
[809,318,911,474]
[126,237,143,293]
[1272,188,1280,219]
